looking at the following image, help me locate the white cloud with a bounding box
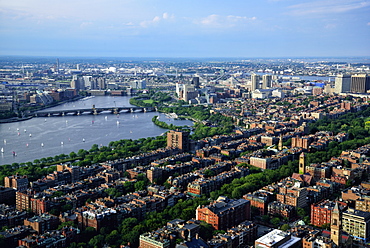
[80,22,93,29]
[287,0,370,16]
[140,12,175,28]
[196,14,256,28]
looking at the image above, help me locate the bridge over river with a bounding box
[34,106,156,117]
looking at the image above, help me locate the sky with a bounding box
[0,0,369,58]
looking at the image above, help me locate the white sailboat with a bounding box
[82,138,85,142]
[29,134,32,137]
[61,141,64,145]
[1,147,3,153]
[41,143,44,147]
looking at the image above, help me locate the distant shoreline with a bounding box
[0,116,33,124]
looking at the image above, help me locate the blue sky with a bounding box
[0,0,369,58]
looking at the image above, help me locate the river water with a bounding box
[0,96,192,166]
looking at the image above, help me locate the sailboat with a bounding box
[61,141,64,145]
[41,143,44,147]
[82,138,85,142]
[1,147,3,153]
[29,134,32,137]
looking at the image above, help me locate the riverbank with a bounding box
[0,116,33,124]
[0,96,85,124]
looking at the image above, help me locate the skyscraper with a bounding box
[335,74,351,93]
[251,74,260,91]
[351,74,370,93]
[191,77,200,88]
[262,74,272,89]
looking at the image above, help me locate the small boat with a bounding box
[130,130,133,133]
[18,132,20,136]
[29,134,32,137]
[12,151,16,156]
[24,129,27,132]
[1,147,3,153]
[41,143,44,147]
[61,141,64,145]
[105,116,108,120]
[116,120,120,125]
[82,138,85,142]
[44,119,47,122]
[3,139,6,144]
[92,120,94,124]
[26,144,28,147]
[17,128,19,131]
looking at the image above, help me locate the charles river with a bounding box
[0,96,193,166]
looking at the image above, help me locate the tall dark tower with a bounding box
[299,152,306,174]
[331,202,342,247]
[192,77,200,88]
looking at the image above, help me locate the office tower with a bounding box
[56,58,60,73]
[167,130,190,151]
[335,74,351,93]
[251,74,260,91]
[71,75,84,90]
[191,77,200,88]
[351,74,370,93]
[262,74,272,89]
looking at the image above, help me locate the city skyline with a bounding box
[0,0,370,58]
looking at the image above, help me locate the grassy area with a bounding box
[143,99,154,104]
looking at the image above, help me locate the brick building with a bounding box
[243,190,274,216]
[310,200,347,227]
[23,214,59,234]
[167,130,190,152]
[196,196,250,230]
[4,174,29,191]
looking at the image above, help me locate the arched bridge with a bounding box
[34,106,156,117]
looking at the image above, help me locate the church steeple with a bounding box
[331,202,342,247]
[299,152,306,174]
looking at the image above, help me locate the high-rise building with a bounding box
[167,130,190,152]
[335,74,351,93]
[251,74,260,91]
[192,77,200,88]
[70,75,85,91]
[350,74,370,93]
[262,74,272,89]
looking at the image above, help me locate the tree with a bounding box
[270,217,281,226]
[280,224,290,231]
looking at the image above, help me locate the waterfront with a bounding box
[0,96,192,165]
